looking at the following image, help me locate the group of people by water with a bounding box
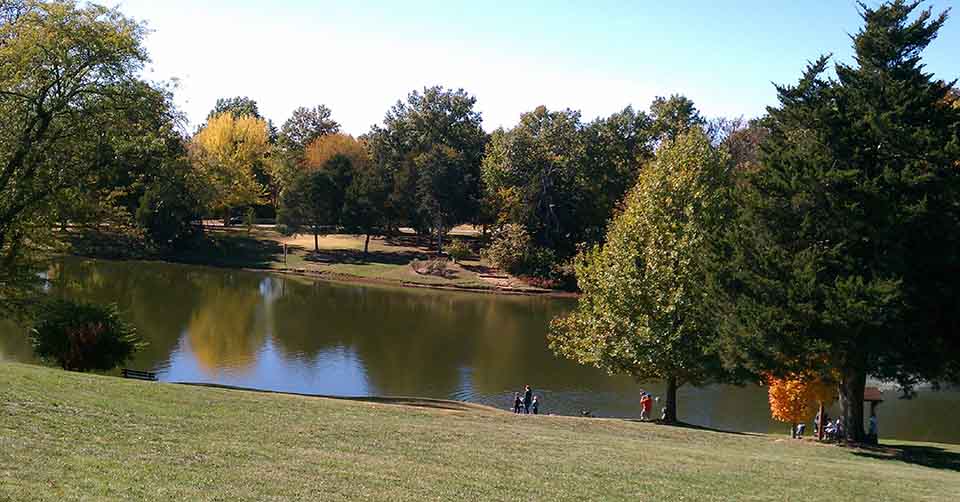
[511,384,540,415]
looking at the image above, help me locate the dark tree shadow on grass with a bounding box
[851,444,960,472]
[174,231,283,269]
[303,248,427,266]
[622,419,750,436]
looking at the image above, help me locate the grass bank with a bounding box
[2,363,958,501]
[65,225,569,297]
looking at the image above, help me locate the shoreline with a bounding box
[65,252,581,299]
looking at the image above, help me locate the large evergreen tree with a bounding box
[714,1,960,441]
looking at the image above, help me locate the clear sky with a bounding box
[113,0,959,134]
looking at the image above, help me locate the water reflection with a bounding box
[0,257,958,444]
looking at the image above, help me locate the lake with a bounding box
[2,257,958,444]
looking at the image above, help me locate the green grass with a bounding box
[2,363,958,501]
[66,226,529,293]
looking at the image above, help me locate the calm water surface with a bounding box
[1,257,957,444]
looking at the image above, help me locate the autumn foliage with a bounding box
[303,133,368,172]
[766,373,837,425]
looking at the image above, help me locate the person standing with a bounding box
[868,412,879,444]
[531,395,540,415]
[512,392,523,414]
[523,385,533,414]
[640,392,652,420]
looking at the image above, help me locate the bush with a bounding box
[29,300,143,372]
[482,224,531,274]
[411,257,453,277]
[483,224,568,282]
[446,240,472,263]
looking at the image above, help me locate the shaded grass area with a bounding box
[64,226,515,292]
[3,363,959,501]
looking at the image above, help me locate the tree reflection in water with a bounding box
[2,257,959,444]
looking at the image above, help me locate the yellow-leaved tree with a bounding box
[191,113,270,223]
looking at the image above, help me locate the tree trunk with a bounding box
[817,401,825,441]
[364,234,371,257]
[839,363,867,443]
[663,376,678,423]
[314,230,319,253]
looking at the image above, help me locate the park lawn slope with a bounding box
[1,363,958,501]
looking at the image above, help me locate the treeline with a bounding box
[3,0,960,443]
[183,89,730,289]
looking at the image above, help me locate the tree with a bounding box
[415,145,469,252]
[303,133,368,176]
[135,160,202,249]
[207,96,261,120]
[280,105,340,152]
[342,162,387,257]
[367,86,486,239]
[549,130,735,422]
[190,113,270,223]
[277,169,338,252]
[482,107,588,258]
[0,0,154,317]
[29,299,143,372]
[650,94,706,144]
[766,373,837,437]
[713,1,960,442]
[582,107,655,243]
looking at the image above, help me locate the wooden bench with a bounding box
[121,368,157,381]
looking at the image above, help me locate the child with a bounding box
[640,392,652,420]
[531,395,540,415]
[512,392,522,414]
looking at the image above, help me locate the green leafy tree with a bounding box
[482,107,588,258]
[0,0,154,317]
[712,1,960,441]
[415,145,470,252]
[207,96,261,120]
[582,106,656,242]
[342,171,387,257]
[278,170,338,252]
[367,86,486,238]
[29,299,143,372]
[650,94,706,144]
[135,160,202,249]
[549,130,734,422]
[280,105,340,153]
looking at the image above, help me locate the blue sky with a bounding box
[114,0,960,134]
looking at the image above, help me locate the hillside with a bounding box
[1,363,958,501]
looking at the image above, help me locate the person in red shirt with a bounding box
[640,392,653,420]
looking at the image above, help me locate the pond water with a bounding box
[2,257,958,444]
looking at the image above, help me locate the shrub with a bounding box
[482,224,531,274]
[411,257,453,277]
[29,300,143,372]
[446,240,472,263]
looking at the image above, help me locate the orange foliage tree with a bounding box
[766,372,837,437]
[303,133,368,172]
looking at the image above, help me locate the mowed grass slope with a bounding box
[1,363,958,501]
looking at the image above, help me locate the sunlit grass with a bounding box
[2,362,958,501]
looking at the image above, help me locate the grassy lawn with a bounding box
[2,363,958,501]
[66,225,553,294]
